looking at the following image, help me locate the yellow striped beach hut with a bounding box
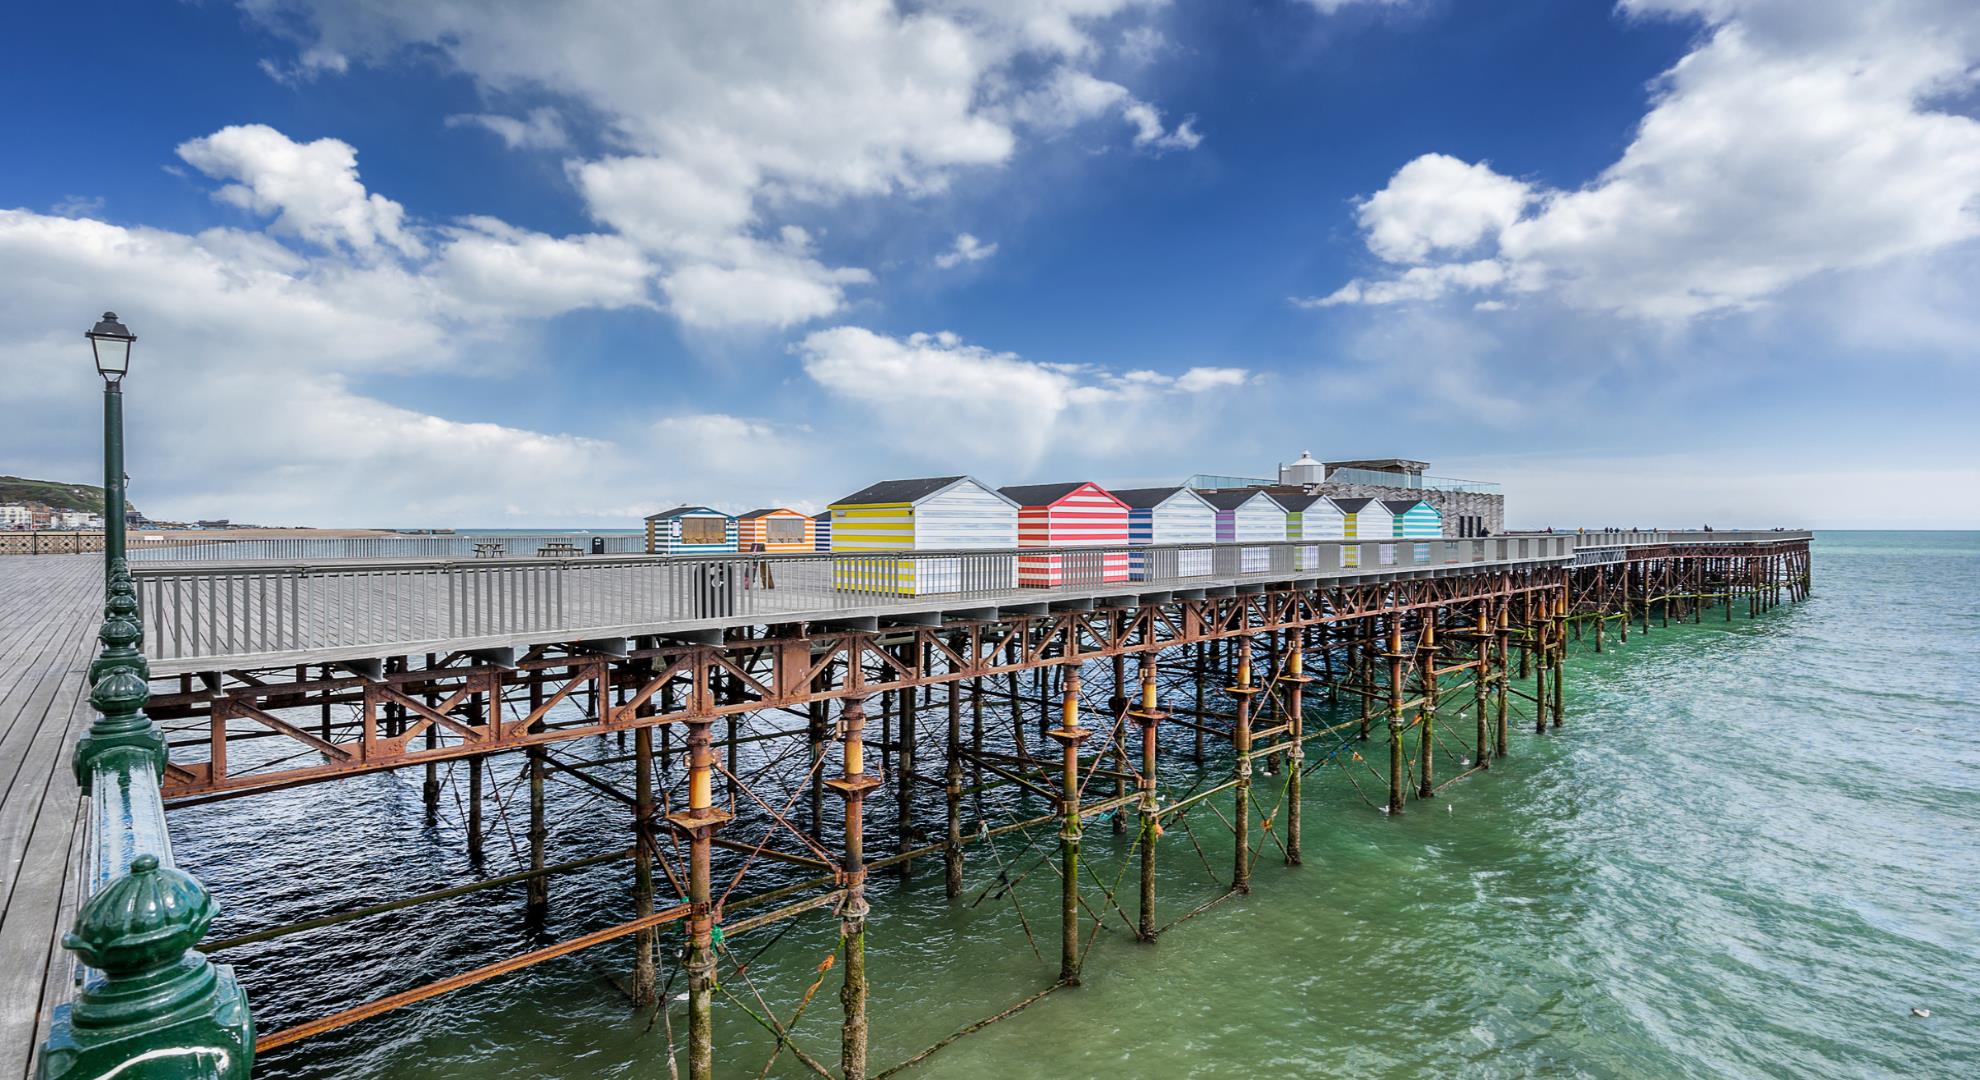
[828,476,1019,595]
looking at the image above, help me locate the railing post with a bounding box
[44,559,252,1080]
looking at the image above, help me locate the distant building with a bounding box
[53,509,102,530]
[0,504,31,528]
[1198,454,1503,537]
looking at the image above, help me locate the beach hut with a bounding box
[1272,492,1345,571]
[1114,486,1219,580]
[736,508,815,553]
[828,476,1019,595]
[1331,497,1395,568]
[812,511,832,552]
[1383,499,1442,538]
[645,506,738,555]
[1203,490,1286,573]
[998,482,1131,586]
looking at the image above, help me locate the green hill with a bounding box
[0,476,111,515]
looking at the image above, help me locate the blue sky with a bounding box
[4,0,1977,529]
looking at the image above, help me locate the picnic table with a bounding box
[472,542,506,558]
[537,542,582,558]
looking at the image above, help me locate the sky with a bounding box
[3,0,1977,530]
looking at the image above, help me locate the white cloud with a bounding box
[177,124,425,257]
[935,232,999,268]
[1296,259,1506,307]
[1356,153,1532,264]
[444,107,570,151]
[51,195,104,218]
[242,1,1193,329]
[795,327,1249,466]
[1299,0,1411,12]
[1314,1,1980,320]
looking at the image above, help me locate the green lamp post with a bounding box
[85,312,135,583]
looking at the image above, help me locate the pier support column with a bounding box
[1230,637,1257,891]
[1284,635,1310,866]
[945,651,965,900]
[630,727,657,1006]
[1475,604,1491,772]
[897,647,917,879]
[1544,586,1560,729]
[1495,601,1511,759]
[1046,666,1091,985]
[830,697,879,1080]
[1387,619,1405,815]
[1110,649,1129,834]
[1417,614,1438,800]
[1533,601,1548,735]
[1132,652,1166,939]
[527,747,549,919]
[666,719,727,1080]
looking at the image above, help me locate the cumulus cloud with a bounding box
[444,107,570,151]
[239,0,1194,329]
[795,327,1249,466]
[177,124,425,257]
[1313,0,1980,319]
[934,232,999,268]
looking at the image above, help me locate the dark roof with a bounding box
[645,505,728,521]
[1328,497,1376,514]
[1382,499,1428,515]
[832,476,968,506]
[1110,485,1192,509]
[1324,458,1429,472]
[737,507,799,520]
[1269,492,1324,512]
[1201,489,1269,511]
[998,481,1099,506]
[813,510,831,521]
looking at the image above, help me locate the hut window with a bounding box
[680,517,726,545]
[766,517,804,543]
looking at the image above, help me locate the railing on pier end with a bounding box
[38,560,251,1080]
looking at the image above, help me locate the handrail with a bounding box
[40,560,252,1079]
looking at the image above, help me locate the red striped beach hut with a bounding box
[998,482,1131,586]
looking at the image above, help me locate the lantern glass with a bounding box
[86,312,135,380]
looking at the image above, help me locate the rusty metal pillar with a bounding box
[1046,665,1090,984]
[1552,589,1566,727]
[630,726,657,1006]
[1534,597,1549,735]
[830,696,879,1080]
[1474,603,1491,773]
[945,653,965,900]
[1230,635,1258,891]
[527,747,548,919]
[1132,651,1166,939]
[1417,612,1438,800]
[1386,618,1405,815]
[1284,633,1310,867]
[665,719,727,1080]
[1494,599,1511,759]
[1110,647,1129,834]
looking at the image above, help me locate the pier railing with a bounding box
[127,536,1596,669]
[125,531,1808,671]
[127,531,646,562]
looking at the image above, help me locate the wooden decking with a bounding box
[0,556,101,1079]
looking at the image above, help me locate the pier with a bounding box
[6,529,1811,1078]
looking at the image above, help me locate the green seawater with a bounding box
[174,531,1979,1078]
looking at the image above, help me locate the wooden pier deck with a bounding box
[0,555,100,1080]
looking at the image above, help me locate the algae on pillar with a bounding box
[828,695,880,1080]
[1130,652,1167,939]
[1045,665,1091,984]
[1229,635,1258,890]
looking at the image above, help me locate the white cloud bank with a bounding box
[238,0,1201,330]
[1304,0,1980,319]
[795,327,1251,468]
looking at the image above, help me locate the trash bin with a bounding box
[692,564,735,618]
[591,536,606,555]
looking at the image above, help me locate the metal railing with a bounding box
[128,536,1609,668]
[127,531,1812,669]
[127,531,647,562]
